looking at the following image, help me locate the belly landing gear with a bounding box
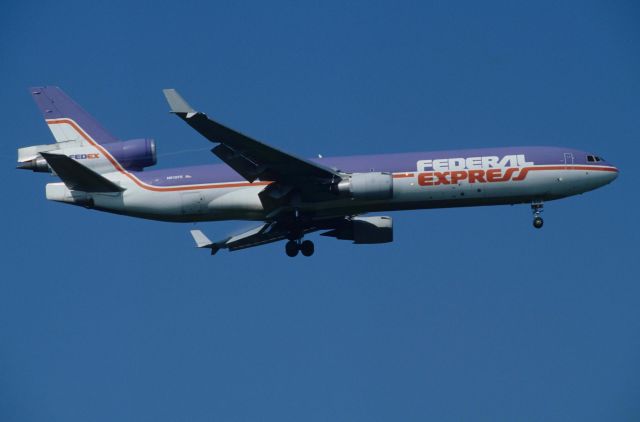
[531,201,544,229]
[285,239,315,257]
[284,208,315,257]
[285,240,299,257]
[300,240,314,257]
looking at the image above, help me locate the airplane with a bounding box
[17,86,618,257]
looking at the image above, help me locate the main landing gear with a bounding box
[285,239,315,257]
[531,201,544,229]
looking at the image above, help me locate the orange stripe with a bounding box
[47,118,618,193]
[47,119,271,192]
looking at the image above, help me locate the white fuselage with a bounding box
[45,162,618,222]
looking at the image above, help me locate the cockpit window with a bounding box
[587,155,595,162]
[596,156,604,162]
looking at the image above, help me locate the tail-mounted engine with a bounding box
[17,138,157,173]
[107,138,157,171]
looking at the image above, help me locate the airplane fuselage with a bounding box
[21,87,618,255]
[45,145,618,222]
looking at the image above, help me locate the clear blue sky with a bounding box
[1,1,639,421]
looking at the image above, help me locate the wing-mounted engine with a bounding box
[332,172,393,200]
[322,216,393,244]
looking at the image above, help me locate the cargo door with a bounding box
[563,152,574,165]
[181,191,205,215]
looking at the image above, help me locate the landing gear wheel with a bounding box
[530,201,544,229]
[285,240,299,257]
[533,216,544,229]
[300,240,315,257]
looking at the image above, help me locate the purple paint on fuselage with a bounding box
[133,146,608,187]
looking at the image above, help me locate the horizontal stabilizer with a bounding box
[40,152,124,193]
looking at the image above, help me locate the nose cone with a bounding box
[607,166,619,184]
[595,158,618,186]
[585,152,618,185]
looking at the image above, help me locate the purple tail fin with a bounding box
[29,86,119,145]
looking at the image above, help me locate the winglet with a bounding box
[191,230,228,255]
[163,89,196,114]
[190,229,213,247]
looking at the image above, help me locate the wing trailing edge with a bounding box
[190,223,312,255]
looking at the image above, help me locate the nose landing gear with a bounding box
[285,239,315,257]
[533,216,544,229]
[531,201,544,229]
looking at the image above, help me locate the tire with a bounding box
[533,216,544,229]
[285,240,299,257]
[300,240,315,257]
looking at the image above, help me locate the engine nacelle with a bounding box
[322,216,393,244]
[334,172,393,200]
[105,138,157,171]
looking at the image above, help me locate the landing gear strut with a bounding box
[284,207,315,257]
[531,201,544,229]
[285,239,315,257]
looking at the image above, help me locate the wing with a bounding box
[190,215,393,255]
[163,89,340,185]
[190,223,320,255]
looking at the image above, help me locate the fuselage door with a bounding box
[564,152,574,165]
[181,191,205,215]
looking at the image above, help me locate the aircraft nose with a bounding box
[609,166,619,182]
[601,163,619,185]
